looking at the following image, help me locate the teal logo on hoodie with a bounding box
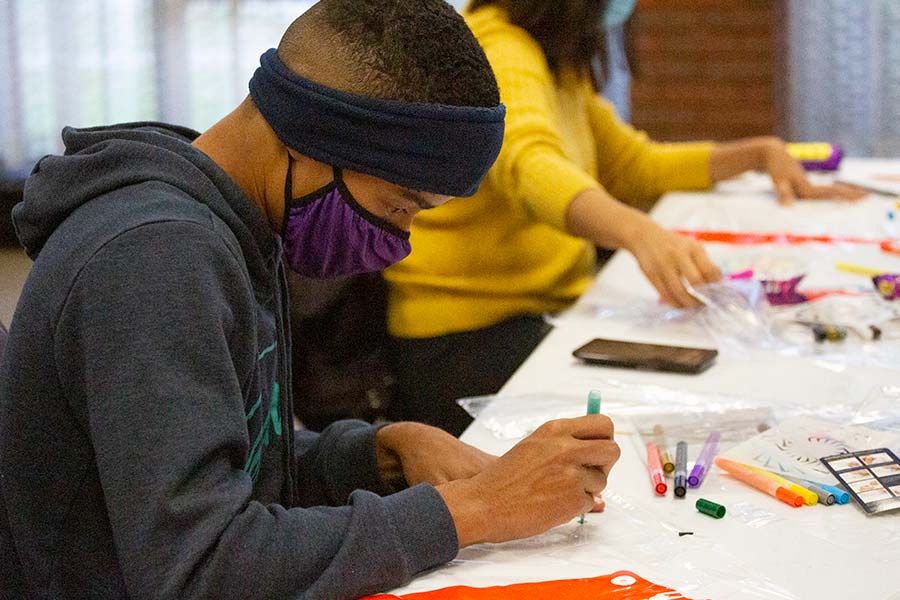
[243,342,281,481]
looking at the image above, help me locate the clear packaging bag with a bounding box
[686,279,786,353]
[457,379,774,442]
[771,294,900,369]
[851,385,900,433]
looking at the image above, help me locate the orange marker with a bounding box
[745,464,818,506]
[646,442,668,495]
[714,457,804,507]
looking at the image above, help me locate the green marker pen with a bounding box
[587,389,602,416]
[580,390,602,524]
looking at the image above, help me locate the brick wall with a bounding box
[628,0,785,142]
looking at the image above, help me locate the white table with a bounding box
[391,160,900,600]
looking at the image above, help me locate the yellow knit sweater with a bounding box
[385,5,713,338]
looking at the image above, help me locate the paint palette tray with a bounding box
[821,448,900,515]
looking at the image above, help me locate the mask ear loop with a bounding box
[281,152,295,237]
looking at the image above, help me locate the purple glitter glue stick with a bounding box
[762,275,808,305]
[787,143,843,171]
[874,274,900,300]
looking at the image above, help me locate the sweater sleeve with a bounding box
[293,420,396,507]
[55,220,458,600]
[483,29,601,231]
[588,92,714,211]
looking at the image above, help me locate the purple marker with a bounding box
[688,431,721,488]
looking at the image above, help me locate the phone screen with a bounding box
[573,338,717,374]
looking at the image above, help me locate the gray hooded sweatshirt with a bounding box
[0,123,457,599]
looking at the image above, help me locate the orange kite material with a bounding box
[365,571,694,600]
[674,229,881,246]
[674,229,900,257]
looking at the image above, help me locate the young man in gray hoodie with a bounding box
[0,1,619,598]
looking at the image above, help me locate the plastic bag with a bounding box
[458,379,774,442]
[851,385,900,433]
[770,294,900,369]
[775,293,900,340]
[685,279,786,353]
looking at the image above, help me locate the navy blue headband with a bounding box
[248,48,506,197]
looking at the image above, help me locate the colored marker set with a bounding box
[647,429,725,518]
[648,429,720,497]
[714,457,850,509]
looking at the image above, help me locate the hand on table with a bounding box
[375,422,497,489]
[436,415,620,547]
[626,219,721,308]
[759,137,868,205]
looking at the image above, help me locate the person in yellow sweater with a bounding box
[384,0,866,435]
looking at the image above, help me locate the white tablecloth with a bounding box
[388,160,900,600]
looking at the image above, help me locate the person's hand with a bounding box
[375,422,497,490]
[759,137,868,205]
[436,415,620,547]
[625,218,721,308]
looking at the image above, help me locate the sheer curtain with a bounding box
[787,0,900,157]
[0,0,314,173]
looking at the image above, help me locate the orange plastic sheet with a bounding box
[674,229,881,246]
[674,230,900,257]
[366,571,694,600]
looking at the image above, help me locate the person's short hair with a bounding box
[278,0,500,108]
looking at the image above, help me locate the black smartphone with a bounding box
[573,338,718,374]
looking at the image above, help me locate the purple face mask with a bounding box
[281,156,412,278]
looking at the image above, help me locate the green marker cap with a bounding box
[696,498,726,519]
[587,390,602,415]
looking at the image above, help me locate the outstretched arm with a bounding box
[710,136,867,204]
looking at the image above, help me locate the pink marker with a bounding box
[726,269,754,280]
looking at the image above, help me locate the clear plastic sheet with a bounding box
[660,175,900,241]
[458,379,774,442]
[549,238,900,368]
[629,408,773,446]
[444,375,900,595]
[549,279,794,355]
[696,245,900,365]
[717,254,808,282]
[723,501,783,529]
[431,423,900,599]
[545,297,690,329]
[445,489,801,600]
[459,378,900,445]
[418,190,900,599]
[550,285,900,369]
